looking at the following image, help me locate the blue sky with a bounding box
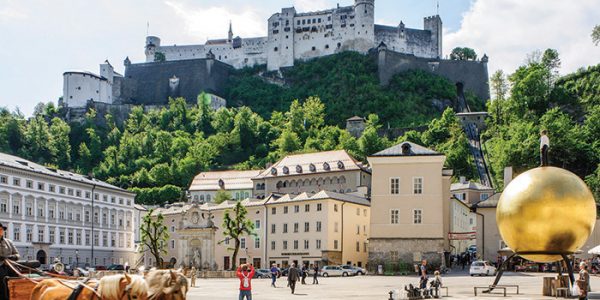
[0,0,598,117]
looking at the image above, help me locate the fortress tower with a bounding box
[354,0,375,53]
[145,36,161,62]
[424,15,442,58]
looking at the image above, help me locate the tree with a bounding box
[154,52,166,62]
[220,201,255,270]
[139,209,170,268]
[490,70,509,101]
[592,25,600,46]
[49,117,71,168]
[450,47,477,61]
[24,115,55,163]
[214,190,233,204]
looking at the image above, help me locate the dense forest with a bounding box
[0,49,598,204]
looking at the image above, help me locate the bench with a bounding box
[555,287,569,298]
[493,284,519,294]
[439,286,449,297]
[474,286,506,297]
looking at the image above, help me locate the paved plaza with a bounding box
[187,271,600,299]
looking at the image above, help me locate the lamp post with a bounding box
[75,249,79,268]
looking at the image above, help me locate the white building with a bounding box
[188,170,261,203]
[449,197,476,254]
[0,152,137,269]
[63,61,122,108]
[145,0,442,71]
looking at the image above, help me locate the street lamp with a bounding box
[75,249,79,268]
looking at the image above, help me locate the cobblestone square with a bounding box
[187,271,599,299]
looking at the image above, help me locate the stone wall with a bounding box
[368,238,445,271]
[376,48,490,101]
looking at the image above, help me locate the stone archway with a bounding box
[36,250,47,264]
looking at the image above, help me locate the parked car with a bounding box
[280,268,289,276]
[320,265,351,277]
[107,264,125,271]
[467,245,477,254]
[94,265,107,271]
[341,265,366,275]
[252,269,271,278]
[470,261,496,276]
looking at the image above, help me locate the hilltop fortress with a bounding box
[61,0,488,120]
[145,0,442,71]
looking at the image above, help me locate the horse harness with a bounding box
[67,278,92,300]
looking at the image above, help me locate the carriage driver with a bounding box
[0,222,20,299]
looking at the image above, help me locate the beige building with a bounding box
[472,194,503,262]
[188,170,261,203]
[367,142,452,267]
[451,177,494,205]
[252,150,371,198]
[151,190,369,270]
[449,197,476,254]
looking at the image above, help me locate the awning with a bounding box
[588,245,600,255]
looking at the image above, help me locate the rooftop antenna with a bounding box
[146,21,149,36]
[436,0,439,15]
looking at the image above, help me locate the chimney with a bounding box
[459,176,466,184]
[504,167,513,187]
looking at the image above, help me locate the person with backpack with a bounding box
[237,263,255,300]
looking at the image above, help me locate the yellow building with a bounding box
[367,142,452,267]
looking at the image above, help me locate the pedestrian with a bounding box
[236,263,255,300]
[430,270,443,297]
[301,264,307,284]
[577,262,590,300]
[287,263,300,294]
[270,263,279,288]
[312,263,319,284]
[190,266,197,287]
[419,260,428,289]
[0,223,20,300]
[540,130,550,166]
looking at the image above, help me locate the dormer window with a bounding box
[323,162,330,171]
[401,143,412,155]
[296,165,303,173]
[337,161,345,169]
[309,163,316,172]
[218,179,225,188]
[283,166,289,174]
[271,168,278,175]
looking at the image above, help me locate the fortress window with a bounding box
[69,96,73,99]
[273,30,279,34]
[286,20,289,26]
[318,18,321,23]
[307,19,311,24]
[341,24,346,28]
[297,20,300,25]
[302,19,305,25]
[274,47,278,52]
[96,90,99,93]
[77,87,81,90]
[325,44,329,49]
[350,23,355,27]
[328,16,331,21]
[286,35,289,39]
[313,18,316,23]
[284,27,290,32]
[337,42,341,48]
[312,46,316,51]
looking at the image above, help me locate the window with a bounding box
[334,240,338,250]
[48,185,55,192]
[413,177,423,194]
[241,238,246,249]
[255,220,261,229]
[67,188,73,196]
[0,200,6,213]
[59,230,65,244]
[59,186,65,194]
[76,231,81,245]
[26,180,33,188]
[363,209,367,217]
[26,227,33,242]
[304,222,309,232]
[49,207,54,219]
[254,237,260,248]
[171,240,175,249]
[293,240,298,249]
[26,204,33,216]
[480,193,490,201]
[13,226,20,241]
[294,223,299,233]
[316,239,321,249]
[283,241,288,250]
[13,202,20,215]
[12,178,20,186]
[0,175,7,184]
[364,242,368,252]
[317,203,322,211]
[356,241,360,252]
[304,240,309,249]
[76,190,81,197]
[334,222,339,232]
[391,210,399,224]
[283,223,288,233]
[305,204,310,212]
[272,207,276,215]
[356,208,360,216]
[334,204,338,212]
[294,205,299,213]
[85,211,90,222]
[38,206,44,217]
[413,209,422,224]
[49,228,55,243]
[390,178,400,194]
[68,230,73,244]
[85,232,90,246]
[356,225,360,235]
[390,250,399,261]
[284,206,288,214]
[271,224,276,234]
[363,225,367,235]
[94,232,99,246]
[271,241,276,250]
[85,191,90,199]
[316,221,322,232]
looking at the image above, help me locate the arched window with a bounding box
[200,195,205,201]
[207,194,211,202]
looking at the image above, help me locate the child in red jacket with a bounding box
[237,264,255,300]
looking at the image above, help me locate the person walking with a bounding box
[236,264,255,300]
[540,130,550,166]
[287,263,300,294]
[312,264,319,284]
[270,263,279,288]
[301,264,307,284]
[419,260,428,289]
[0,223,20,300]
[578,262,590,300]
[190,266,197,287]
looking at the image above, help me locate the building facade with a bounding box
[151,190,370,270]
[449,197,476,254]
[145,0,442,71]
[0,152,137,269]
[473,194,503,262]
[63,61,121,109]
[367,142,452,268]
[451,177,494,205]
[188,170,261,203]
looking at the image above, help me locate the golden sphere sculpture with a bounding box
[497,167,596,263]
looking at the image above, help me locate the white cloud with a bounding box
[0,0,27,21]
[445,0,600,75]
[293,0,333,12]
[164,1,266,41]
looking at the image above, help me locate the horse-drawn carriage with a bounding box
[4,259,188,300]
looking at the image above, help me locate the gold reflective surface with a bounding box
[497,167,597,263]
